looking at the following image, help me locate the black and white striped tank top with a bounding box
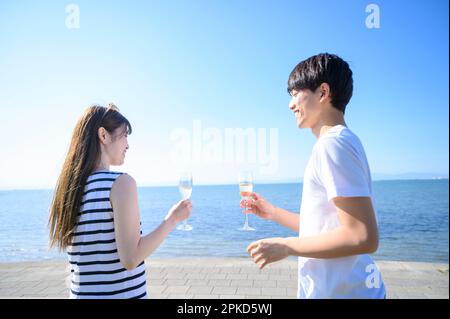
[67,170,147,299]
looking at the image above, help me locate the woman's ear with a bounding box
[98,127,109,145]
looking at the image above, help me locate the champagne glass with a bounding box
[176,172,193,231]
[238,171,255,231]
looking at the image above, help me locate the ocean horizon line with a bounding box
[0,177,448,192]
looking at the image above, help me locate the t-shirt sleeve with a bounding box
[315,137,371,202]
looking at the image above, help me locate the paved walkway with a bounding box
[0,258,448,299]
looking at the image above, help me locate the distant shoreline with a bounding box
[1,178,448,191]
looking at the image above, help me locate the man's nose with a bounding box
[288,99,296,110]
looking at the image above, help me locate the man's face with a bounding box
[288,88,322,129]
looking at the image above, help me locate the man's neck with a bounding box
[311,109,346,139]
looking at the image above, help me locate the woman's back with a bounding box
[67,170,147,299]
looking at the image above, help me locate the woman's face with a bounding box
[105,124,129,166]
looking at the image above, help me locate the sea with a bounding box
[0,180,448,263]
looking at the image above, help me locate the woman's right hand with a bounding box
[240,192,277,221]
[165,199,193,225]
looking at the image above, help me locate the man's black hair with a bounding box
[287,53,353,114]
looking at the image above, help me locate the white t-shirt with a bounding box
[297,124,386,299]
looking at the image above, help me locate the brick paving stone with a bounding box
[0,258,447,299]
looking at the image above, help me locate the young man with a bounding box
[243,53,386,298]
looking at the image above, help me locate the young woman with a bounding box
[48,104,192,299]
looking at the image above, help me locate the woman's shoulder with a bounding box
[109,173,138,209]
[111,172,137,192]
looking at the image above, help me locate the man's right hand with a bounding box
[240,192,277,221]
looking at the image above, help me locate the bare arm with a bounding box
[271,207,300,233]
[242,192,300,233]
[111,174,191,270]
[248,196,379,268]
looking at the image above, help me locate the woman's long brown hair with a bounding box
[48,104,132,251]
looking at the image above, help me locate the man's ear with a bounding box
[98,127,109,145]
[319,83,331,102]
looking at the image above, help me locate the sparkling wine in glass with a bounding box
[238,171,255,231]
[177,172,193,231]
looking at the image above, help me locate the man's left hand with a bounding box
[247,238,290,269]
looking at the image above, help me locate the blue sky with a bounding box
[0,0,448,189]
